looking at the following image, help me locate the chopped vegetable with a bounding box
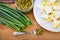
[16,0,32,10]
[0,2,32,32]
[36,28,43,35]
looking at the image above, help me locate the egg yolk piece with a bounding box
[53,24,59,28]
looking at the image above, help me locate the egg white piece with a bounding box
[37,3,44,9]
[54,11,60,18]
[53,20,60,24]
[50,16,55,20]
[53,20,60,28]
[53,19,60,26]
[48,0,56,2]
[53,5,60,11]
[41,14,48,19]
[44,6,52,13]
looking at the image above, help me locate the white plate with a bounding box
[33,0,60,32]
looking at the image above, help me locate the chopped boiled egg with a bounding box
[41,15,48,19]
[42,9,46,14]
[44,6,52,13]
[46,17,53,22]
[48,0,56,2]
[41,0,60,28]
[43,0,47,2]
[50,13,55,20]
[47,2,57,6]
[41,14,52,22]
[51,9,55,13]
[49,10,55,19]
[42,2,47,6]
[53,23,59,28]
[53,2,58,6]
[47,2,53,6]
[37,3,44,10]
[54,11,60,18]
[53,20,59,28]
[53,5,60,10]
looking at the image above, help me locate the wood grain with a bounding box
[0,0,15,3]
[0,4,60,40]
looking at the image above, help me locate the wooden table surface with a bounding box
[0,4,60,40]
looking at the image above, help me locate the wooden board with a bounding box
[0,4,60,40]
[0,0,15,3]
